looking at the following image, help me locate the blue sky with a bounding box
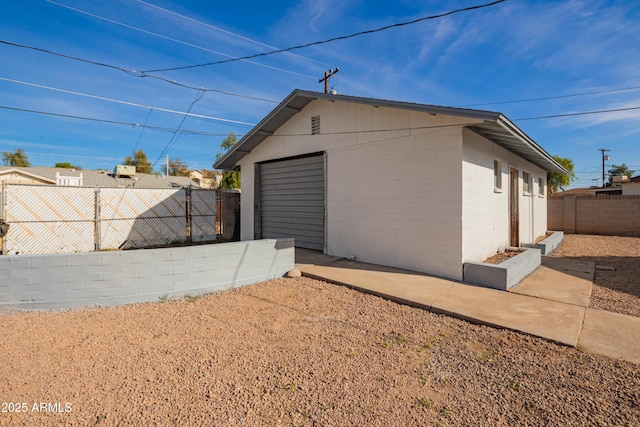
[1,0,639,187]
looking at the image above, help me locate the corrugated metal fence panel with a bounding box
[260,155,325,250]
[3,184,96,255]
[99,188,186,249]
[190,189,217,242]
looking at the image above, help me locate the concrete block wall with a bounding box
[576,197,640,236]
[547,197,564,230]
[548,195,640,236]
[0,239,294,312]
[461,128,548,267]
[238,98,478,280]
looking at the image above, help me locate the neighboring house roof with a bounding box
[214,89,569,175]
[0,167,56,184]
[0,166,196,188]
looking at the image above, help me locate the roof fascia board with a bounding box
[214,89,567,175]
[496,116,570,175]
[214,90,313,170]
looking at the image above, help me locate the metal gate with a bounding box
[259,154,325,250]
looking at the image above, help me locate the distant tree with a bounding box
[215,132,241,189]
[123,149,152,174]
[2,148,31,167]
[168,158,189,176]
[55,162,82,169]
[607,164,635,185]
[547,155,576,194]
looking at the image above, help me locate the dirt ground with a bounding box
[550,234,640,317]
[1,269,639,425]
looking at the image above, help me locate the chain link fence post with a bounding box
[185,187,192,243]
[94,187,101,252]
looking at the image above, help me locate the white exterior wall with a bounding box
[238,99,480,279]
[461,129,548,264]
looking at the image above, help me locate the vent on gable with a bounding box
[311,115,320,135]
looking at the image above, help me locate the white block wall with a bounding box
[239,99,484,279]
[0,239,294,312]
[461,129,548,264]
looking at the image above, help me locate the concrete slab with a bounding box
[300,260,455,309]
[294,248,342,269]
[541,256,595,282]
[432,283,585,347]
[509,265,593,307]
[578,309,640,364]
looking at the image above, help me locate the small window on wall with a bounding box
[493,159,502,191]
[538,176,545,197]
[523,171,532,194]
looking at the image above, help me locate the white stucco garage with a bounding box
[215,90,568,281]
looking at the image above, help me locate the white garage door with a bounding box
[260,154,325,250]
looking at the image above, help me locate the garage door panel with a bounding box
[260,155,325,250]
[261,165,323,177]
[262,206,324,217]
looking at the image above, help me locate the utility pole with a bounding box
[599,148,610,187]
[166,154,169,177]
[318,68,339,94]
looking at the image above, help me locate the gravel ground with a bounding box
[550,234,640,317]
[1,276,639,426]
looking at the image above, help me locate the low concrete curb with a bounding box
[463,248,541,291]
[523,231,564,255]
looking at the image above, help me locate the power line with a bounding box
[0,105,235,135]
[515,106,640,120]
[132,108,154,154]
[136,0,332,68]
[46,0,316,79]
[151,91,205,171]
[142,0,508,73]
[460,84,640,107]
[7,99,639,141]
[0,39,279,103]
[0,76,255,125]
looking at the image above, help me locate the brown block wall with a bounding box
[547,195,640,236]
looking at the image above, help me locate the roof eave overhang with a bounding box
[214,91,313,170]
[215,90,569,176]
[466,116,569,175]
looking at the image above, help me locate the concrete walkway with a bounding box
[296,249,640,364]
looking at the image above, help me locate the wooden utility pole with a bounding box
[318,68,339,93]
[599,148,610,186]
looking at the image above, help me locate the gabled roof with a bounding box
[0,167,56,184]
[214,89,569,175]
